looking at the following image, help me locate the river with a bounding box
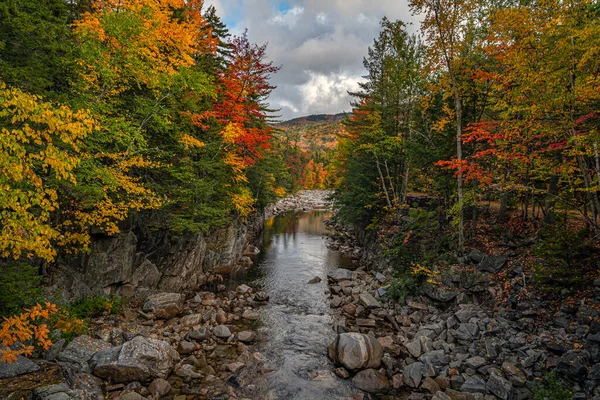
[239,209,359,399]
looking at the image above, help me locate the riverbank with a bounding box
[0,191,338,400]
[324,219,600,399]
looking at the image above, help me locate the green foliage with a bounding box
[0,262,42,316]
[533,224,596,292]
[532,371,573,400]
[67,295,123,319]
[386,270,419,303]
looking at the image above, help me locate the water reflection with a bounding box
[250,210,356,399]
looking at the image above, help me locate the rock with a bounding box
[359,293,381,309]
[392,374,404,389]
[487,373,512,400]
[58,335,111,372]
[255,292,270,302]
[557,350,590,383]
[469,249,486,263]
[328,268,353,282]
[460,376,487,394]
[0,354,39,378]
[215,311,227,325]
[189,327,211,341]
[343,304,357,315]
[32,383,94,400]
[236,284,252,294]
[242,310,260,320]
[308,276,322,284]
[329,332,383,371]
[406,339,422,358]
[356,318,376,327]
[466,356,486,369]
[45,339,66,361]
[214,325,232,339]
[90,336,179,383]
[238,331,256,343]
[148,378,171,397]
[421,377,441,394]
[227,362,245,374]
[175,364,201,379]
[374,272,387,284]
[142,293,184,319]
[403,362,427,388]
[477,255,508,274]
[335,367,350,379]
[331,296,343,308]
[177,341,197,354]
[453,323,479,341]
[118,393,145,400]
[180,313,202,327]
[351,369,390,393]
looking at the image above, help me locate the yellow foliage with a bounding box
[0,303,58,363]
[221,123,244,145]
[230,188,255,218]
[180,134,205,150]
[0,82,95,261]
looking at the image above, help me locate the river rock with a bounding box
[180,313,202,327]
[308,276,322,284]
[58,335,111,372]
[236,284,252,294]
[238,331,256,343]
[0,354,39,378]
[329,332,383,371]
[189,327,210,341]
[148,378,171,397]
[142,293,184,319]
[403,362,427,388]
[32,383,94,400]
[461,376,487,394]
[214,325,232,339]
[242,310,259,320]
[177,340,197,354]
[90,336,179,383]
[328,268,353,282]
[255,291,270,302]
[351,369,390,393]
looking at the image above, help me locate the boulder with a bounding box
[557,350,590,383]
[308,276,322,284]
[180,313,202,327]
[351,369,390,393]
[487,372,512,400]
[460,376,487,394]
[90,336,179,383]
[238,331,256,343]
[0,354,39,378]
[327,268,353,282]
[32,383,96,400]
[142,293,184,319]
[58,335,111,372]
[189,327,211,342]
[328,332,383,371]
[477,255,508,274]
[236,284,252,294]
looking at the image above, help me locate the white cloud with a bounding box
[270,6,304,28]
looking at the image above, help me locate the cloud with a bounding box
[204,0,418,119]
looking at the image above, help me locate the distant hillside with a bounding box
[273,114,347,189]
[278,113,347,127]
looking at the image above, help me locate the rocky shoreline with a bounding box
[0,191,336,400]
[323,220,600,399]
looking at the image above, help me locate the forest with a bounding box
[0,0,599,398]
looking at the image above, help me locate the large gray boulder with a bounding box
[477,255,508,274]
[327,268,353,282]
[351,369,390,393]
[142,293,185,319]
[0,353,39,378]
[58,335,111,372]
[90,336,179,383]
[328,333,383,371]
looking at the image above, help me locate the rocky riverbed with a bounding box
[323,219,600,399]
[265,190,332,218]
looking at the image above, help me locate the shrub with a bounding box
[532,371,572,400]
[67,295,122,319]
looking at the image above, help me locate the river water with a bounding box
[241,209,359,399]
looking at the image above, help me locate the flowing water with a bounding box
[240,209,358,399]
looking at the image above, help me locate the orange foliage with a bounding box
[0,303,58,363]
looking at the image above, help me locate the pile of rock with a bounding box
[1,285,268,399]
[325,264,600,399]
[265,190,332,217]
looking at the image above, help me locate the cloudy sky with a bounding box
[205,0,418,120]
